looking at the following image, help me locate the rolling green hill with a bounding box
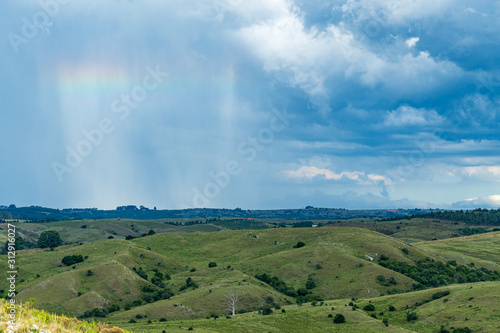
[2,225,500,332]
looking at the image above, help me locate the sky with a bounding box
[0,0,499,210]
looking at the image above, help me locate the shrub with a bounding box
[388,305,396,312]
[432,290,450,300]
[363,304,375,311]
[383,318,389,326]
[81,225,87,229]
[262,307,273,315]
[62,255,84,266]
[159,318,167,322]
[128,319,137,323]
[125,235,135,240]
[293,241,306,248]
[208,262,217,268]
[305,278,316,289]
[328,314,333,318]
[108,236,114,239]
[86,270,94,276]
[402,248,409,255]
[452,328,473,333]
[333,314,345,323]
[406,312,418,322]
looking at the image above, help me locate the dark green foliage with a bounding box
[363,304,375,311]
[128,319,137,323]
[262,306,273,315]
[159,318,167,322]
[292,221,313,228]
[180,277,198,291]
[411,209,500,226]
[107,236,114,239]
[432,290,451,300]
[379,258,500,288]
[81,308,108,318]
[134,267,148,280]
[148,229,156,235]
[255,273,297,297]
[439,326,450,333]
[125,235,135,240]
[402,248,409,254]
[452,328,473,333]
[37,230,63,249]
[305,277,316,289]
[328,314,333,318]
[379,254,390,261]
[61,255,84,266]
[370,313,377,319]
[293,241,306,248]
[333,314,345,323]
[208,262,217,268]
[388,305,396,311]
[383,318,389,326]
[81,225,87,229]
[406,312,418,322]
[107,304,120,313]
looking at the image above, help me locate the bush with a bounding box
[293,241,306,248]
[402,248,409,255]
[305,278,316,289]
[328,314,333,318]
[208,262,217,268]
[333,314,345,323]
[383,318,389,326]
[128,319,137,323]
[363,304,375,311]
[262,307,273,315]
[62,255,84,266]
[388,305,396,312]
[432,290,450,300]
[406,312,418,322]
[452,328,473,333]
[159,318,167,322]
[37,230,63,249]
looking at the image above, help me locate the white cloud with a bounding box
[384,106,444,126]
[452,194,500,208]
[284,166,391,186]
[405,37,419,48]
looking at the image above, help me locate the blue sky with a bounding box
[1,0,499,210]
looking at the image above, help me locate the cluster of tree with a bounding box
[180,277,198,291]
[255,273,297,297]
[410,208,500,226]
[140,285,174,303]
[255,273,322,304]
[61,255,84,266]
[80,304,120,318]
[378,256,500,289]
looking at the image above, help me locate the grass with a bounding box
[2,222,500,332]
[0,299,129,332]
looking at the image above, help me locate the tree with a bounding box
[208,262,217,268]
[293,241,306,248]
[262,306,273,315]
[333,314,345,323]
[37,230,63,249]
[224,291,240,317]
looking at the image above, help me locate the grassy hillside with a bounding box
[328,218,500,243]
[108,281,500,333]
[414,231,500,270]
[2,226,499,332]
[0,299,128,332]
[0,227,439,319]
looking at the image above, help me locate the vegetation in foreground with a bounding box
[0,299,128,332]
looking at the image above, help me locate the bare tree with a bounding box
[224,291,240,317]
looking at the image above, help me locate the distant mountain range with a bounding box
[0,205,440,221]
